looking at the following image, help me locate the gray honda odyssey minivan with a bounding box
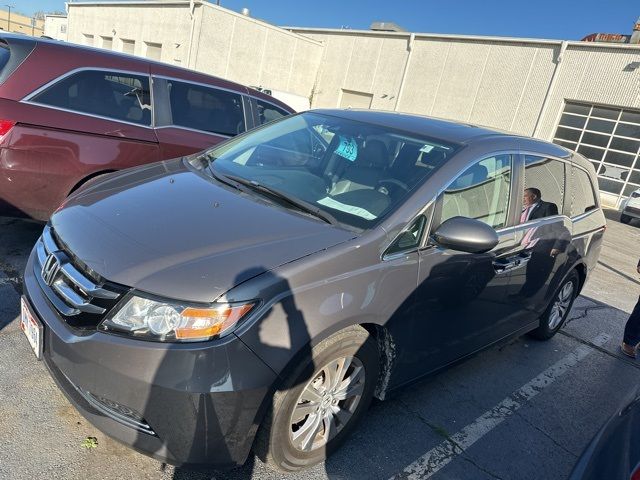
[21,110,605,471]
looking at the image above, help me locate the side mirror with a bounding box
[432,216,499,254]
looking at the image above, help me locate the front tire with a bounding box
[621,213,632,225]
[254,325,379,472]
[529,270,579,340]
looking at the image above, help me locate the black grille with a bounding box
[34,225,128,329]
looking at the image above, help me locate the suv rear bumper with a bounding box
[23,248,277,468]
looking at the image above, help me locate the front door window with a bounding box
[439,154,512,229]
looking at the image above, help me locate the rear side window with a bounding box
[0,44,9,75]
[523,155,566,218]
[30,70,152,126]
[570,167,599,216]
[256,99,289,125]
[167,79,245,136]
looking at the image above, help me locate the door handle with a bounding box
[493,258,520,274]
[493,252,530,274]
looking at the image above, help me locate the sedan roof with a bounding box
[313,108,571,158]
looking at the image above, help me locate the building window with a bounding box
[145,41,162,61]
[60,24,66,34]
[553,101,640,208]
[121,39,135,55]
[83,34,94,46]
[101,36,113,50]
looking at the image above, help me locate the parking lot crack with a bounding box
[559,330,640,371]
[513,410,578,458]
[459,456,505,480]
[564,305,609,326]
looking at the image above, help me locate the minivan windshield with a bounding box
[194,112,459,230]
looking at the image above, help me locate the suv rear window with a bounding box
[29,70,152,126]
[0,44,9,75]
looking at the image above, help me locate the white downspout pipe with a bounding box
[394,33,415,112]
[532,40,567,139]
[186,0,197,68]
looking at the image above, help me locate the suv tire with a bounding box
[529,270,579,340]
[254,325,378,472]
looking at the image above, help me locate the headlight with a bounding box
[100,295,256,342]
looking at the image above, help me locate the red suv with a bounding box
[0,34,294,220]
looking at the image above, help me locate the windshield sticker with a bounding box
[334,136,358,162]
[420,144,435,153]
[317,197,376,220]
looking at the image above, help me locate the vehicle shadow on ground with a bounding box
[0,217,43,330]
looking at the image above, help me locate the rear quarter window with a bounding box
[29,70,152,126]
[256,99,290,125]
[0,44,10,74]
[570,166,599,216]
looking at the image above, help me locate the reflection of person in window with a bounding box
[518,188,570,299]
[522,188,558,221]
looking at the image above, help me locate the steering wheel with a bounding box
[378,178,410,193]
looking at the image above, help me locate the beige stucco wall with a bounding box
[0,10,44,36]
[192,4,323,98]
[291,28,640,142]
[44,16,68,41]
[66,2,323,98]
[536,44,640,140]
[67,3,197,66]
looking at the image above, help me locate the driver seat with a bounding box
[331,139,389,195]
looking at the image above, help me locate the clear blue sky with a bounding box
[14,0,640,41]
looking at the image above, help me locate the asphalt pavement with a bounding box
[0,212,639,480]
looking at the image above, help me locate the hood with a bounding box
[51,160,354,303]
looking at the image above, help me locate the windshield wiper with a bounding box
[220,173,338,226]
[208,166,243,191]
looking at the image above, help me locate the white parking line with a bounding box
[391,333,611,480]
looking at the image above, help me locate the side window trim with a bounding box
[241,95,254,131]
[22,66,154,129]
[382,201,435,261]
[431,151,518,232]
[151,74,246,137]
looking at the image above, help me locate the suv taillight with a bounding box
[0,119,15,141]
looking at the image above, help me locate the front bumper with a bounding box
[23,248,277,468]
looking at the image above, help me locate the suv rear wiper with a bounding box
[221,173,338,226]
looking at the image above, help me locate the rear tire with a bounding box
[621,213,632,225]
[254,325,379,472]
[529,270,579,340]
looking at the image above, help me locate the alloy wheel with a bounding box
[289,356,365,452]
[548,280,575,330]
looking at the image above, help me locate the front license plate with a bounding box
[20,297,43,360]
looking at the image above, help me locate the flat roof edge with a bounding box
[286,27,640,50]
